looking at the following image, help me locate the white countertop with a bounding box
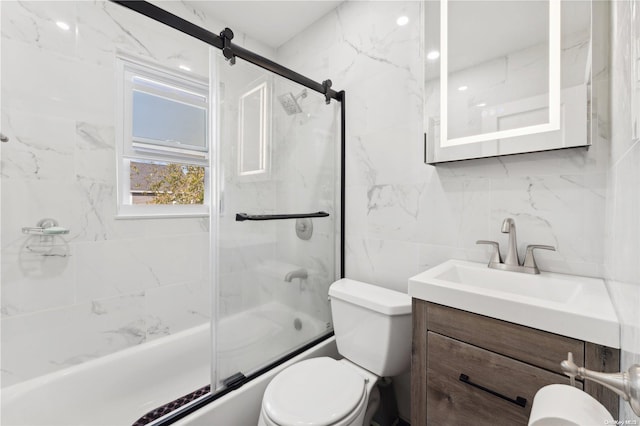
[408,259,620,348]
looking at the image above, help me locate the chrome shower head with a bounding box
[277,89,307,115]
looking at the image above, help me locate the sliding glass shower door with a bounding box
[213,53,340,390]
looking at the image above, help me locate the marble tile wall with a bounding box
[0,1,274,387]
[277,0,608,292]
[606,0,640,421]
[274,0,617,419]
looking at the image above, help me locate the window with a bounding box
[116,57,210,218]
[238,79,270,179]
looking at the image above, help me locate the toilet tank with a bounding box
[328,279,412,377]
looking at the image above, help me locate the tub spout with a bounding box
[284,268,308,282]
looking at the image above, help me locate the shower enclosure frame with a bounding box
[110,1,346,424]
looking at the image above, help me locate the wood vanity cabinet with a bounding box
[411,299,620,425]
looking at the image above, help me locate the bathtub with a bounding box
[1,302,332,426]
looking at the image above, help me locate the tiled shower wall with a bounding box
[0,1,275,387]
[275,0,636,420]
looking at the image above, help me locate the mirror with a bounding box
[424,0,593,163]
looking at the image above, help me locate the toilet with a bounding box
[258,278,412,426]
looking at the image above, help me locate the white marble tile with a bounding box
[344,236,420,293]
[489,173,606,274]
[1,294,146,387]
[608,141,640,285]
[365,183,422,242]
[2,38,114,123]
[75,122,115,185]
[1,243,76,317]
[75,234,206,302]
[1,1,78,58]
[611,0,636,164]
[346,123,425,187]
[1,109,76,181]
[605,5,640,419]
[76,1,209,77]
[605,3,639,420]
[414,173,492,249]
[145,280,210,341]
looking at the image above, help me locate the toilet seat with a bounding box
[262,357,368,426]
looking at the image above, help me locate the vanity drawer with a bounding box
[426,332,578,425]
[425,302,584,374]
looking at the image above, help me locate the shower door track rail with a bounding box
[111,1,342,103]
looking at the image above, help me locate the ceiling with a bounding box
[185,1,343,49]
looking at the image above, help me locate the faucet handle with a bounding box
[523,244,555,274]
[476,240,502,265]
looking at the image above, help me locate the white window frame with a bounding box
[116,56,211,219]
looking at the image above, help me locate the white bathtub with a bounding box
[1,302,332,426]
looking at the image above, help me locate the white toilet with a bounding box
[258,278,412,426]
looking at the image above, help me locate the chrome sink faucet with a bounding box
[501,218,519,266]
[477,218,555,274]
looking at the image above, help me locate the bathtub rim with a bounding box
[147,330,335,426]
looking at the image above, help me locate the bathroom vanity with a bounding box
[410,300,619,425]
[408,260,621,425]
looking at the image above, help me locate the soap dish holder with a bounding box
[22,218,70,236]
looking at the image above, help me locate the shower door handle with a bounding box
[235,211,329,221]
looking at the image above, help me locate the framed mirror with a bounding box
[424,0,593,163]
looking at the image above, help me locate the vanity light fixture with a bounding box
[56,21,70,31]
[396,16,409,26]
[427,50,440,60]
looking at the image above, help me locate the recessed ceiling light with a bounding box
[458,85,468,91]
[427,50,440,60]
[476,102,487,107]
[56,21,70,31]
[179,65,192,72]
[396,16,409,26]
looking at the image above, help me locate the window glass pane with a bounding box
[132,90,207,149]
[129,160,205,205]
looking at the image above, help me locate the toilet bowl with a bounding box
[258,279,412,426]
[258,357,379,426]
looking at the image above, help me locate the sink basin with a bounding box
[434,263,582,304]
[409,260,619,348]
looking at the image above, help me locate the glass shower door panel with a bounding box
[214,55,339,390]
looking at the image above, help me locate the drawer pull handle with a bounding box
[459,374,527,408]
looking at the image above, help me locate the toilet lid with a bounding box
[263,357,366,426]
